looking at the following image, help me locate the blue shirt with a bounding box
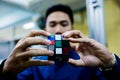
[17,50,119,80]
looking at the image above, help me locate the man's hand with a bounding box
[63,30,116,68]
[2,30,54,74]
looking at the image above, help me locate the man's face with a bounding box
[45,11,73,34]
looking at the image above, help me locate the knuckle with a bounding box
[30,30,46,36]
[30,30,36,35]
[89,38,96,45]
[90,39,95,43]
[24,38,31,45]
[75,30,80,33]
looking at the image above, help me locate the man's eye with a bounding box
[49,23,56,27]
[61,21,68,27]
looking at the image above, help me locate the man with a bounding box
[1,4,120,80]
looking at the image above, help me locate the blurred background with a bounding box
[0,0,120,63]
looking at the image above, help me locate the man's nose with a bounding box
[55,26,64,34]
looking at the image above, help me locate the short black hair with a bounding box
[45,4,74,25]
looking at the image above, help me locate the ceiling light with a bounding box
[23,22,35,29]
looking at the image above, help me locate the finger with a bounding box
[25,30,51,38]
[68,58,85,66]
[16,37,51,50]
[68,38,95,47]
[68,38,90,43]
[17,48,54,58]
[69,38,95,50]
[27,60,54,66]
[70,38,106,49]
[17,30,50,45]
[62,30,87,38]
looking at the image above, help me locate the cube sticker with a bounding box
[55,40,62,47]
[56,48,62,54]
[55,34,62,40]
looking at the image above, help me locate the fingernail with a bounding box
[63,32,70,37]
[49,61,55,64]
[62,36,64,38]
[46,40,50,45]
[46,32,51,36]
[48,50,54,56]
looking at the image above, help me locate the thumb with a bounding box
[68,58,85,66]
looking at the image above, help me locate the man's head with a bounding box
[44,4,74,34]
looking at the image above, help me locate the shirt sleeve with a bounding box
[0,59,17,80]
[101,54,120,80]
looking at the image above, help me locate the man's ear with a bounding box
[43,25,46,30]
[43,27,45,30]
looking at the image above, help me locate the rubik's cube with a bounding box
[48,34,70,62]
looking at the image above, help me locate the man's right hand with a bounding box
[2,30,54,74]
